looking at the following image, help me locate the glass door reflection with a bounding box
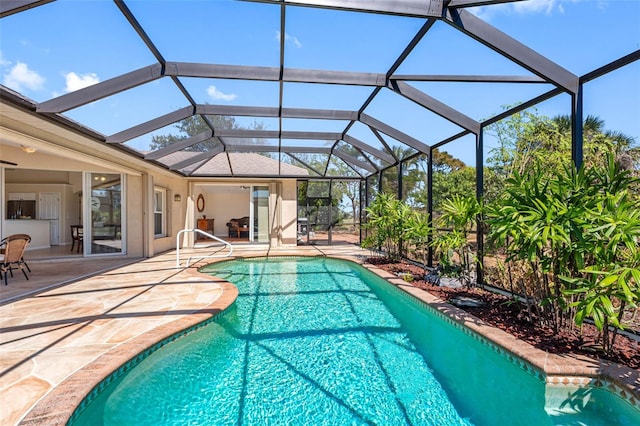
[89,173,122,254]
[252,186,269,243]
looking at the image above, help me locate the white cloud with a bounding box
[513,0,559,15]
[0,50,10,66]
[471,0,581,20]
[276,30,302,48]
[207,85,237,101]
[3,61,45,92]
[64,71,100,92]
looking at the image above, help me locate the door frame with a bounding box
[83,172,126,256]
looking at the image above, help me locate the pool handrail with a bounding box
[176,228,233,267]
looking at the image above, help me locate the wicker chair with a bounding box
[0,234,31,286]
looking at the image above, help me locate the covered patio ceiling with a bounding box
[1,0,638,179]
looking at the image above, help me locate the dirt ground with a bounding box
[304,230,361,244]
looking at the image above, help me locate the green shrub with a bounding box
[486,154,639,353]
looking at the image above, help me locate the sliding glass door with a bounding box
[252,186,269,243]
[86,173,124,255]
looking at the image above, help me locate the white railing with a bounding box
[176,228,233,267]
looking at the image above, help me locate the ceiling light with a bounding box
[20,145,37,154]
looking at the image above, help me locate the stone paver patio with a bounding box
[1,244,638,425]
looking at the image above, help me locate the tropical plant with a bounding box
[432,166,476,214]
[404,211,432,277]
[432,194,481,285]
[361,192,412,261]
[560,157,640,353]
[486,154,640,353]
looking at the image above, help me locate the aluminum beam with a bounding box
[481,87,564,127]
[283,147,333,154]
[165,61,387,86]
[196,172,357,179]
[214,129,279,139]
[369,127,399,162]
[580,49,640,84]
[343,135,395,164]
[144,131,214,160]
[444,9,578,93]
[116,0,166,64]
[283,68,385,86]
[165,62,280,81]
[448,0,523,7]
[117,2,198,108]
[195,104,357,120]
[390,74,547,83]
[0,0,52,17]
[282,108,357,120]
[333,149,377,173]
[282,131,342,140]
[213,129,341,140]
[389,80,481,133]
[251,0,444,17]
[360,113,431,154]
[285,153,325,176]
[106,106,194,144]
[37,64,163,113]
[330,156,366,179]
[168,146,225,171]
[223,144,333,154]
[431,129,472,150]
[196,104,280,117]
[225,144,281,153]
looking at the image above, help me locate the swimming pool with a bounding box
[70,257,638,425]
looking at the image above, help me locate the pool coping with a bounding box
[359,260,640,412]
[21,253,639,424]
[20,266,238,426]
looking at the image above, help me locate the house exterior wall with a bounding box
[1,104,188,258]
[1,101,304,256]
[191,181,298,246]
[281,180,298,246]
[125,174,144,257]
[209,191,249,236]
[149,174,188,256]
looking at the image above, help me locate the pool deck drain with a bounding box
[1,245,638,425]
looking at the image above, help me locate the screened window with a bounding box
[154,188,166,237]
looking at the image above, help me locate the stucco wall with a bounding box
[124,175,143,257]
[208,191,250,236]
[150,174,189,255]
[280,180,298,246]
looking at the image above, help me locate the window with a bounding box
[154,188,166,237]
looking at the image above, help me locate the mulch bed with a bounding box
[366,257,640,370]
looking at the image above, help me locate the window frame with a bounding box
[153,187,167,238]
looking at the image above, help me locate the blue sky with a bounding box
[1,0,639,166]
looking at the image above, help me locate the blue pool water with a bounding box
[71,257,638,425]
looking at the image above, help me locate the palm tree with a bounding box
[551,114,638,169]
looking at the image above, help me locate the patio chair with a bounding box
[226,216,250,238]
[0,234,31,286]
[70,225,83,253]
